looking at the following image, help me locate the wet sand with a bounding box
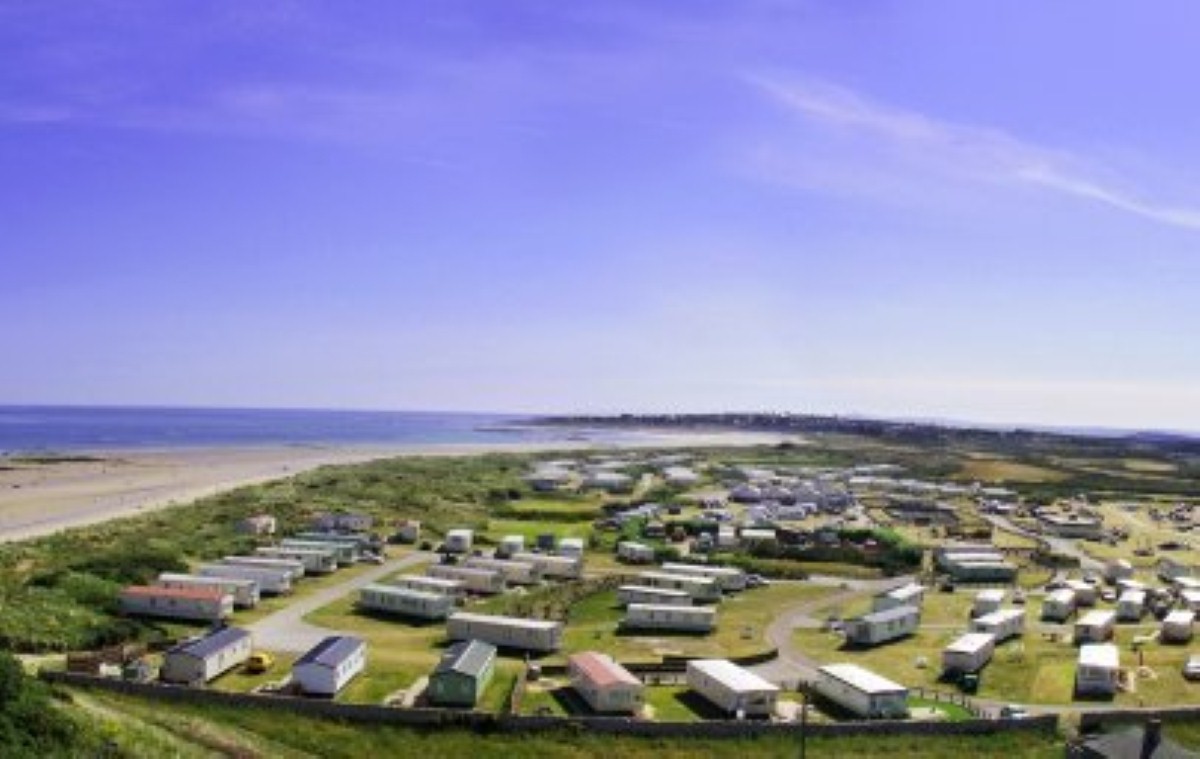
[0,430,790,542]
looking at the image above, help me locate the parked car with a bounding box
[999,704,1029,719]
[245,652,274,674]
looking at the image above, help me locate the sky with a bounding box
[2,1,1200,430]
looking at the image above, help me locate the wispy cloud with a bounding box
[751,76,1200,231]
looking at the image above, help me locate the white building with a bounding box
[1162,609,1196,643]
[446,612,563,653]
[663,466,699,486]
[660,562,747,592]
[160,627,253,685]
[568,652,644,714]
[156,573,260,608]
[558,537,585,559]
[222,555,305,580]
[280,538,357,565]
[971,608,1026,643]
[814,663,909,719]
[843,605,920,647]
[717,525,738,550]
[973,589,1006,618]
[584,472,634,492]
[1074,609,1116,644]
[464,556,542,585]
[636,571,722,602]
[511,551,583,580]
[941,632,996,675]
[358,584,455,620]
[388,574,465,598]
[198,563,292,595]
[427,564,506,595]
[292,636,366,697]
[1181,589,1200,612]
[617,541,656,564]
[623,603,715,633]
[1116,590,1146,622]
[119,586,232,623]
[1075,643,1120,696]
[1042,589,1077,622]
[740,528,777,547]
[255,546,338,574]
[1064,580,1097,607]
[617,585,692,607]
[686,659,779,717]
[872,583,924,612]
[444,529,474,554]
[500,535,525,555]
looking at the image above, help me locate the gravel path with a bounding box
[247,551,432,652]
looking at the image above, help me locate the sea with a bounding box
[0,406,606,455]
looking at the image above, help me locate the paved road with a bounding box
[247,551,433,652]
[748,575,911,685]
[984,513,1105,573]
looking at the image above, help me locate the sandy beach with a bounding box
[0,430,790,543]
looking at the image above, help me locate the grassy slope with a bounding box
[64,688,1063,759]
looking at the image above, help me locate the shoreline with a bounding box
[0,430,792,543]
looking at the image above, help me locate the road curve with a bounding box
[247,551,433,652]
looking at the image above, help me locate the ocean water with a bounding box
[0,406,589,454]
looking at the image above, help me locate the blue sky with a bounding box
[3,1,1199,429]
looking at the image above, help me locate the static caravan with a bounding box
[446,612,563,653]
[1162,610,1196,643]
[464,556,542,585]
[119,586,231,623]
[511,551,583,580]
[160,627,253,685]
[1064,580,1097,607]
[617,541,656,564]
[1116,578,1149,594]
[1075,643,1120,696]
[292,636,366,697]
[971,609,1026,643]
[1074,609,1116,644]
[198,563,292,595]
[873,583,925,612]
[499,535,525,556]
[358,584,455,620]
[280,538,358,564]
[1042,589,1077,622]
[1173,576,1200,593]
[973,589,1006,618]
[222,555,305,580]
[843,605,920,647]
[156,573,260,609]
[686,659,779,717]
[1116,590,1146,622]
[427,564,506,595]
[814,663,909,719]
[427,640,497,708]
[943,559,1018,583]
[623,603,715,633]
[740,528,777,547]
[1180,589,1200,612]
[445,529,474,554]
[388,574,465,598]
[568,651,644,714]
[396,520,422,544]
[636,571,722,602]
[661,562,748,592]
[293,531,373,549]
[1104,559,1134,585]
[617,585,692,607]
[717,525,738,550]
[559,537,585,559]
[941,632,996,675]
[255,546,337,575]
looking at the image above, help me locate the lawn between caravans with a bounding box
[793,614,1200,707]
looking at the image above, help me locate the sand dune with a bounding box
[0,430,789,542]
